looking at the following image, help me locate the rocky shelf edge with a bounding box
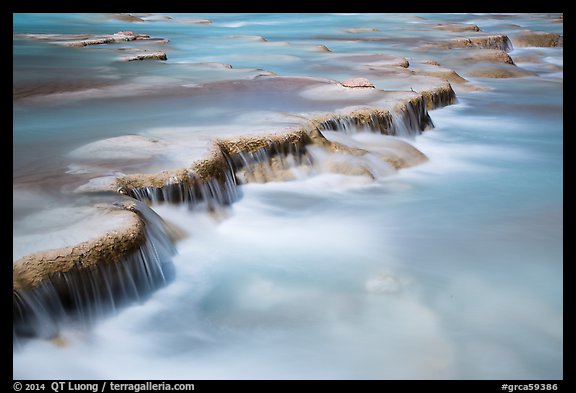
[115,88,453,203]
[12,202,159,291]
[13,200,178,339]
[429,34,514,52]
[13,82,456,339]
[14,31,168,47]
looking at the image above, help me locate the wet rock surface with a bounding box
[124,51,168,61]
[341,77,375,88]
[465,64,539,78]
[12,19,494,290]
[13,205,145,290]
[432,23,481,32]
[14,31,167,47]
[510,30,563,47]
[434,35,513,51]
[13,13,562,345]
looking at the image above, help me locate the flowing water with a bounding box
[13,13,562,379]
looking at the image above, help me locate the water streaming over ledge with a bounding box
[121,97,437,207]
[13,41,449,354]
[13,13,562,380]
[13,199,176,346]
[317,101,434,137]
[125,168,242,209]
[13,89,441,348]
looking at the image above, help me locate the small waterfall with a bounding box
[229,147,312,183]
[12,89,448,344]
[13,199,176,345]
[420,83,458,111]
[218,134,313,184]
[318,98,434,138]
[486,35,514,52]
[390,97,435,137]
[120,132,314,205]
[317,111,397,135]
[123,169,241,211]
[115,97,442,206]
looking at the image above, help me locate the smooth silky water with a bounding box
[13,13,562,379]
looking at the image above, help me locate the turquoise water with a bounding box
[13,13,562,379]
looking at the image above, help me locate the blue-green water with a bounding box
[13,13,562,379]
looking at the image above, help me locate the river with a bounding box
[13,13,562,379]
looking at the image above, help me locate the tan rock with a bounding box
[440,35,513,51]
[412,67,469,84]
[452,84,491,93]
[16,31,165,47]
[109,13,145,23]
[125,51,168,61]
[453,49,515,65]
[226,35,268,42]
[13,79,116,101]
[513,54,545,64]
[141,15,173,21]
[511,30,563,47]
[16,89,455,293]
[178,18,212,24]
[314,45,332,52]
[341,78,375,88]
[433,23,481,32]
[409,63,487,92]
[344,27,381,33]
[466,65,538,78]
[417,82,458,110]
[420,59,441,66]
[492,23,522,29]
[338,53,410,68]
[13,204,145,291]
[115,94,444,196]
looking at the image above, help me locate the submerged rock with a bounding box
[341,78,375,88]
[13,79,117,101]
[420,59,441,66]
[365,272,402,294]
[465,64,538,78]
[50,336,69,347]
[68,134,172,161]
[226,35,268,42]
[179,19,212,24]
[141,14,173,21]
[410,63,469,84]
[109,13,145,23]
[407,66,487,94]
[344,27,381,33]
[337,53,410,68]
[433,23,481,32]
[314,45,332,52]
